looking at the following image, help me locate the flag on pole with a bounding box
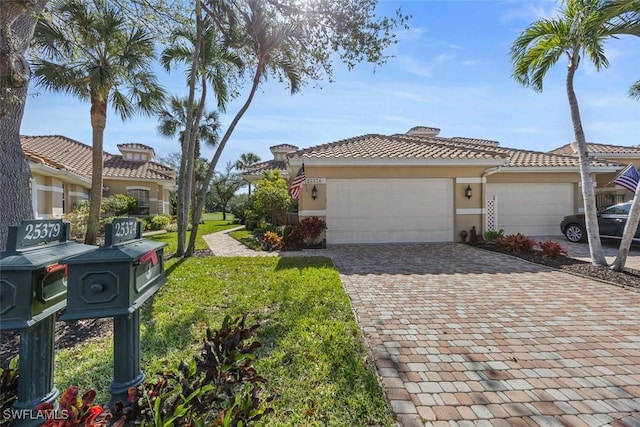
[289,164,305,200]
[613,164,640,193]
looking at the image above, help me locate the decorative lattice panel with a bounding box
[486,198,497,231]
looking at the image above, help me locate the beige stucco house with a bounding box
[550,142,640,208]
[287,126,624,245]
[21,135,175,219]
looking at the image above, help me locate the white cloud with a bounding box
[396,53,455,77]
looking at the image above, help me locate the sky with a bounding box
[20,0,640,171]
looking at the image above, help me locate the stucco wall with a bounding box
[296,165,584,243]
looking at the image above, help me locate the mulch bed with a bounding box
[1,316,112,365]
[476,243,640,290]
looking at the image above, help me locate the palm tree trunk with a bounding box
[85,97,107,245]
[185,61,265,256]
[176,0,202,256]
[611,185,640,271]
[566,55,607,266]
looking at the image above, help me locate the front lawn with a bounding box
[229,228,263,251]
[52,223,393,426]
[148,218,238,254]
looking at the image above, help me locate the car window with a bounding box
[601,204,630,215]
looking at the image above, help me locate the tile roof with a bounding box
[289,132,620,169]
[407,126,441,133]
[550,142,640,156]
[292,134,508,161]
[21,135,174,181]
[244,159,289,177]
[117,142,156,153]
[270,144,298,151]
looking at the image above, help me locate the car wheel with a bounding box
[564,224,586,243]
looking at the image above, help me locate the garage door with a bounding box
[326,178,453,244]
[486,183,572,236]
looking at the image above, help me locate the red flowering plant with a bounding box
[38,386,111,427]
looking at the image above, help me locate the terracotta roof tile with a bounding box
[550,142,640,156]
[292,134,508,161]
[289,132,619,168]
[244,159,289,176]
[21,135,174,181]
[117,142,155,152]
[270,144,298,151]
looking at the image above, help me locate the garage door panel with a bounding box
[487,183,572,236]
[326,178,453,244]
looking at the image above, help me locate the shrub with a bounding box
[496,233,536,253]
[62,201,90,241]
[115,315,271,426]
[537,240,568,258]
[296,217,326,242]
[483,229,504,243]
[165,223,178,232]
[262,231,283,251]
[148,215,171,231]
[101,194,138,216]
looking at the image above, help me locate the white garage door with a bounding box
[486,183,572,236]
[326,178,453,244]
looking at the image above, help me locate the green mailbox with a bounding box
[0,219,96,426]
[61,217,166,407]
[62,218,167,320]
[0,220,96,330]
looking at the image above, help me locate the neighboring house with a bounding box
[287,126,622,245]
[21,135,175,219]
[549,142,640,208]
[242,144,299,184]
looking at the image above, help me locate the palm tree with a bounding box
[511,0,640,267]
[186,1,303,256]
[160,10,243,255]
[32,0,165,244]
[234,152,261,196]
[157,96,220,220]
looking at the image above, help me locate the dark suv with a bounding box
[560,201,640,243]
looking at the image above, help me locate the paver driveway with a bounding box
[329,243,640,427]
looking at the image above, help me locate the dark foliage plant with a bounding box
[496,233,537,253]
[283,217,326,250]
[0,357,18,426]
[537,240,569,258]
[5,317,270,427]
[116,314,271,426]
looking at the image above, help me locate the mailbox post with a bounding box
[0,220,96,426]
[62,218,166,406]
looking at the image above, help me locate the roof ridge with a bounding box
[394,134,508,158]
[289,133,389,156]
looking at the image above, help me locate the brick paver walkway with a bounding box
[204,230,640,426]
[331,244,640,426]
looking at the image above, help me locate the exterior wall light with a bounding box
[311,185,318,200]
[465,185,473,199]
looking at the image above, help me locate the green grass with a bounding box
[202,211,235,221]
[147,218,237,255]
[229,228,263,251]
[54,227,393,426]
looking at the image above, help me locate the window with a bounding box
[602,203,630,215]
[127,189,150,215]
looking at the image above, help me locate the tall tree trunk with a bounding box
[611,183,640,271]
[566,54,607,266]
[186,61,265,256]
[85,97,107,245]
[176,0,202,256]
[0,0,49,251]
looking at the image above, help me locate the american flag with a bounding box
[289,164,305,200]
[613,164,640,193]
